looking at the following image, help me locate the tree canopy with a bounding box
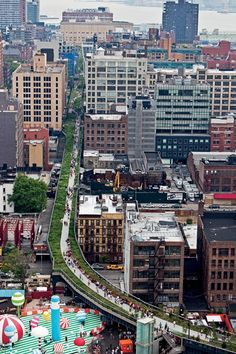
[2,248,30,282]
[9,175,47,213]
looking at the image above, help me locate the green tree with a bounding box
[9,175,47,213]
[2,248,30,282]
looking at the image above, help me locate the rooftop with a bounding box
[128,212,184,243]
[85,114,126,121]
[183,224,197,250]
[79,194,124,216]
[202,211,236,242]
[189,151,236,169]
[15,63,65,74]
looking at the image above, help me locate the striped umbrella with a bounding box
[60,318,70,330]
[32,350,42,354]
[11,292,25,317]
[0,314,25,345]
[30,316,39,329]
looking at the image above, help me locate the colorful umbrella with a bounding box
[30,316,39,329]
[0,314,25,345]
[31,326,49,352]
[74,337,85,353]
[60,318,70,330]
[76,311,86,323]
[11,292,25,317]
[42,311,50,321]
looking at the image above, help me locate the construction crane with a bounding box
[113,171,120,192]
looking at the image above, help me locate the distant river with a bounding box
[40,0,236,32]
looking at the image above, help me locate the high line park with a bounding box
[48,113,236,353]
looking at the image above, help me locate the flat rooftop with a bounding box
[129,212,184,243]
[85,114,125,121]
[15,63,64,74]
[202,211,236,242]
[79,194,124,216]
[183,224,197,250]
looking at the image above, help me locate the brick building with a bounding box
[210,114,236,152]
[187,152,236,193]
[78,194,124,264]
[84,114,128,154]
[23,127,50,170]
[198,211,236,308]
[202,41,236,70]
[124,207,184,305]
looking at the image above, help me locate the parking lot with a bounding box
[96,269,124,290]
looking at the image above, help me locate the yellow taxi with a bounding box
[106,264,124,271]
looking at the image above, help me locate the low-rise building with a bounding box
[124,205,184,305]
[187,152,236,193]
[23,127,50,170]
[198,211,236,308]
[84,113,128,154]
[78,194,124,264]
[83,150,128,171]
[210,114,236,152]
[0,169,16,213]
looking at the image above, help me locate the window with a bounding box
[218,248,229,256]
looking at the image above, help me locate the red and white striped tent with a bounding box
[54,343,64,354]
[0,314,25,345]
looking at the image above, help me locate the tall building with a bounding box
[0,0,26,29]
[0,89,24,168]
[0,37,3,88]
[12,53,66,131]
[127,96,156,158]
[26,0,40,24]
[62,7,113,22]
[124,207,184,305]
[85,49,147,114]
[198,211,236,308]
[155,76,211,161]
[162,0,199,44]
[84,113,128,154]
[78,194,125,264]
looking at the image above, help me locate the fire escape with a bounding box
[153,236,166,305]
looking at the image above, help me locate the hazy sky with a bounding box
[40,0,236,31]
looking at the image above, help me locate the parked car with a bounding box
[91,263,104,270]
[208,204,220,209]
[106,264,124,271]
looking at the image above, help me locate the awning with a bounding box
[206,315,222,322]
[214,193,236,200]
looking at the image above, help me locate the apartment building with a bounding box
[0,0,26,29]
[0,89,24,168]
[198,211,236,308]
[60,21,132,46]
[155,76,211,160]
[78,194,124,264]
[124,206,184,305]
[210,114,236,152]
[12,53,66,131]
[85,49,148,114]
[84,113,128,154]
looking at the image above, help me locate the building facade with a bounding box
[78,194,124,264]
[198,211,236,308]
[85,49,148,114]
[0,38,3,88]
[210,114,236,152]
[0,0,26,29]
[197,155,236,193]
[23,127,49,170]
[162,0,199,44]
[155,77,211,161]
[62,7,113,22]
[127,96,156,158]
[26,0,40,24]
[60,21,133,46]
[84,113,128,154]
[0,89,24,168]
[124,207,184,305]
[12,53,66,131]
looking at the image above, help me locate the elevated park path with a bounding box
[48,116,236,353]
